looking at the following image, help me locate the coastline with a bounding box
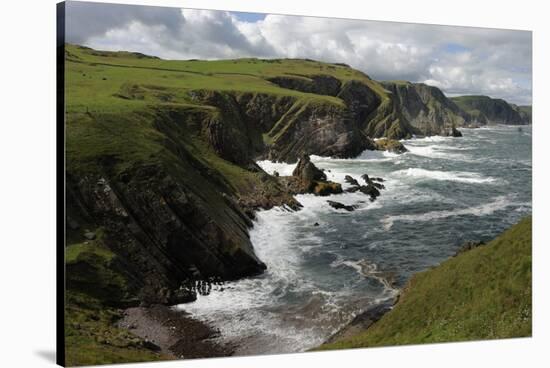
[118,305,233,360]
[317,216,532,350]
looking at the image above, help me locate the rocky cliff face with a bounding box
[451,95,530,125]
[66,106,299,305]
[381,82,472,134]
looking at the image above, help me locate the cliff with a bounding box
[452,95,531,125]
[318,217,532,350]
[65,43,416,309]
[64,44,531,365]
[66,44,533,307]
[381,81,473,134]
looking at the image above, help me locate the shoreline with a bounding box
[323,297,397,345]
[118,304,233,360]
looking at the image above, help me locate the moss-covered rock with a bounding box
[312,181,343,196]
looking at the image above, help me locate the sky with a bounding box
[65,1,532,105]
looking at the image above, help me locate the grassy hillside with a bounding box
[65,234,170,366]
[66,44,389,114]
[319,217,532,350]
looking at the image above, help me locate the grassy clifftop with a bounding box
[66,44,384,113]
[319,217,532,350]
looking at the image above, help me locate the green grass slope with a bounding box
[66,44,388,114]
[65,232,170,366]
[319,217,532,350]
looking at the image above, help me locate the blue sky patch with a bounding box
[231,11,266,23]
[443,43,470,54]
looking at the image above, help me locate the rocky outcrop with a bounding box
[343,173,385,201]
[327,200,356,212]
[279,154,343,196]
[373,138,408,153]
[264,101,375,163]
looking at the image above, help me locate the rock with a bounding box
[373,138,408,153]
[371,182,385,190]
[359,185,380,199]
[313,181,343,196]
[292,154,327,182]
[450,126,463,137]
[361,174,372,185]
[371,177,385,182]
[327,200,356,212]
[285,154,342,196]
[83,231,96,240]
[454,240,485,256]
[273,170,279,177]
[345,186,360,193]
[142,339,162,352]
[344,175,360,186]
[313,222,320,227]
[166,288,197,305]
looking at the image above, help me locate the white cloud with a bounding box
[67,2,532,104]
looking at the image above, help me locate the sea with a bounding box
[177,125,532,355]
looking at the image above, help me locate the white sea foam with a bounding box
[256,160,296,176]
[393,168,496,184]
[402,135,453,143]
[178,208,330,353]
[404,144,470,160]
[381,195,516,230]
[330,258,397,294]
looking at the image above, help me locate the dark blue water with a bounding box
[178,125,532,355]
